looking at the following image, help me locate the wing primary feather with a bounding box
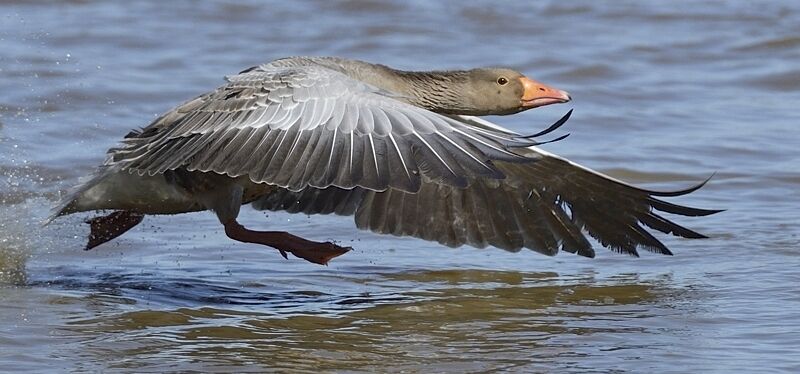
[450,121,534,147]
[517,109,573,139]
[300,127,331,185]
[535,196,594,257]
[252,129,290,181]
[434,132,498,174]
[241,128,278,173]
[640,212,708,239]
[321,126,339,184]
[510,133,571,147]
[641,174,716,197]
[648,197,724,216]
[569,200,641,256]
[387,133,413,188]
[630,224,673,255]
[268,125,305,186]
[412,131,460,182]
[206,126,256,174]
[162,134,207,171]
[143,137,194,174]
[367,133,380,181]
[225,126,269,175]
[190,130,238,172]
[448,127,532,161]
[284,129,322,190]
[348,131,355,177]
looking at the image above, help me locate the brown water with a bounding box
[1,1,799,372]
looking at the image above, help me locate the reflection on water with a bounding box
[48,270,678,372]
[2,0,800,372]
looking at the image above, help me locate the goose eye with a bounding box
[497,77,509,85]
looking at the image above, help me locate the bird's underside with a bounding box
[51,57,721,265]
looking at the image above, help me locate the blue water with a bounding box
[1,1,799,372]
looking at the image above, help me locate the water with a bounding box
[1,1,799,372]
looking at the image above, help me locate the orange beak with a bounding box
[519,77,571,108]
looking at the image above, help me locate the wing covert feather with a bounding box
[111,63,538,193]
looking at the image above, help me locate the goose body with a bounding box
[50,56,719,264]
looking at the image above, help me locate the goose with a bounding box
[48,56,720,265]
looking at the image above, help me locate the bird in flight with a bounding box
[48,57,720,265]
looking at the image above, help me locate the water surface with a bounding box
[1,1,799,372]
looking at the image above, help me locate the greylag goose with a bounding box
[48,56,720,265]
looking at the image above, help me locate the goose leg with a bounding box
[223,220,351,265]
[85,210,145,250]
[206,183,350,265]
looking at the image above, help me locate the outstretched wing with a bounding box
[253,124,721,257]
[108,63,539,192]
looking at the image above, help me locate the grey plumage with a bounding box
[253,152,719,258]
[110,58,537,193]
[53,56,720,260]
